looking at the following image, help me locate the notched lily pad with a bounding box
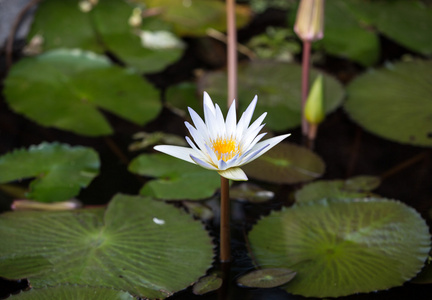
[129,153,221,200]
[0,194,214,299]
[295,175,380,203]
[9,285,134,300]
[237,268,296,288]
[4,49,161,136]
[345,60,432,147]
[242,143,325,184]
[192,274,223,295]
[0,142,99,202]
[248,198,431,297]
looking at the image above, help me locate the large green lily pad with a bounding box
[129,153,221,200]
[142,0,251,36]
[27,0,184,73]
[347,0,432,56]
[345,60,432,147]
[295,176,380,203]
[4,49,161,136]
[242,142,325,184]
[319,0,380,66]
[9,285,134,300]
[248,198,431,297]
[195,60,344,131]
[0,194,214,299]
[0,142,99,203]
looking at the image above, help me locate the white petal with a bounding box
[185,122,207,151]
[188,107,208,137]
[203,91,216,114]
[236,95,258,137]
[225,100,237,137]
[240,124,265,150]
[204,143,220,166]
[218,167,248,181]
[214,103,226,137]
[241,144,270,165]
[185,136,200,152]
[154,145,197,164]
[247,112,267,133]
[223,153,240,169]
[242,132,267,154]
[203,99,219,139]
[243,133,291,163]
[190,154,218,170]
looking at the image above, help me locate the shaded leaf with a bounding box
[198,60,345,131]
[295,176,380,203]
[4,49,161,136]
[129,153,221,200]
[230,183,274,203]
[9,285,134,300]
[242,143,325,184]
[0,142,99,203]
[248,198,431,297]
[237,268,296,288]
[143,0,251,36]
[0,194,214,299]
[345,60,432,147]
[192,274,223,295]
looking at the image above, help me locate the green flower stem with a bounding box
[301,40,311,137]
[220,176,231,262]
[226,0,237,108]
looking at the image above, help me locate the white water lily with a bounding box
[154,92,290,181]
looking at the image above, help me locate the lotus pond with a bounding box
[0,0,431,299]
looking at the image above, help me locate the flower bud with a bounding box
[294,0,325,42]
[305,74,324,125]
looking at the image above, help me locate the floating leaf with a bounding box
[9,285,134,300]
[4,49,161,136]
[295,176,380,203]
[230,183,274,203]
[143,0,251,36]
[183,201,214,222]
[242,143,325,184]
[248,198,431,297]
[192,274,223,295]
[92,0,184,73]
[237,268,296,288]
[27,0,101,52]
[319,0,380,66]
[0,194,214,299]
[198,61,344,131]
[0,142,99,203]
[27,0,183,73]
[129,153,221,200]
[347,0,432,56]
[345,60,432,147]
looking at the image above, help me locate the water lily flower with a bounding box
[154,92,290,181]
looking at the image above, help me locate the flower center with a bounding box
[211,137,239,162]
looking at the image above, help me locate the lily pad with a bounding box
[192,274,223,295]
[242,143,325,184]
[230,183,275,203]
[347,0,432,56]
[0,142,99,203]
[27,0,184,73]
[345,60,432,147]
[295,176,380,203]
[92,0,184,73]
[0,194,214,299]
[237,268,296,288]
[4,49,161,136]
[248,198,431,297]
[129,153,221,200]
[197,60,344,131]
[319,0,380,66]
[143,0,251,36]
[9,285,134,300]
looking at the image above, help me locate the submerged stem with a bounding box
[220,176,231,262]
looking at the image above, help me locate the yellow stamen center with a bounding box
[211,137,239,162]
